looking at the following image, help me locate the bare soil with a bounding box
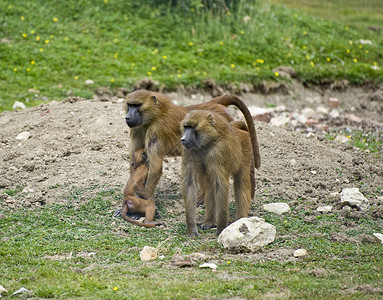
[1,83,382,226]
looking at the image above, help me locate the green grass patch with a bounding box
[1,187,383,298]
[1,0,382,112]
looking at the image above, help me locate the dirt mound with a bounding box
[0,87,382,221]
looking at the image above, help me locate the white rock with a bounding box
[329,109,340,118]
[12,101,26,110]
[359,39,373,45]
[317,205,332,213]
[0,285,7,296]
[295,114,307,124]
[15,132,31,140]
[306,132,316,139]
[293,249,308,257]
[334,135,350,143]
[11,288,29,296]
[340,188,369,211]
[85,79,94,85]
[371,65,380,71]
[301,107,315,118]
[218,217,276,253]
[270,115,290,128]
[373,233,383,244]
[263,203,290,215]
[316,106,328,114]
[290,159,297,167]
[199,262,217,269]
[140,246,158,261]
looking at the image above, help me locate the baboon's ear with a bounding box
[151,95,158,104]
[208,113,215,126]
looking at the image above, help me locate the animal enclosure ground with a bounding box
[0,84,382,299]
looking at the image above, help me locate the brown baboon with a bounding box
[180,110,257,236]
[124,90,260,199]
[120,148,164,228]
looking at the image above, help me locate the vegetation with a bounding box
[1,187,382,299]
[1,0,382,111]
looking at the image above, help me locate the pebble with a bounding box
[293,249,308,257]
[317,205,332,213]
[12,101,26,110]
[15,131,31,140]
[373,233,383,244]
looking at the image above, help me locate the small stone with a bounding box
[16,131,31,140]
[373,233,383,244]
[315,124,329,131]
[306,132,316,139]
[359,39,373,45]
[0,284,7,296]
[27,88,40,94]
[263,203,290,215]
[243,15,251,23]
[317,206,332,213]
[345,113,362,123]
[329,109,340,118]
[199,263,217,269]
[328,97,339,108]
[305,119,319,125]
[316,106,329,114]
[290,159,297,167]
[85,79,95,85]
[293,249,308,257]
[140,246,158,261]
[270,115,290,128]
[13,101,26,110]
[301,107,315,118]
[340,188,369,211]
[334,135,350,143]
[11,288,30,296]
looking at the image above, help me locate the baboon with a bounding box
[180,110,257,236]
[124,90,260,199]
[120,148,164,228]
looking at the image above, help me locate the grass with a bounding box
[326,130,383,153]
[1,0,382,112]
[1,187,383,298]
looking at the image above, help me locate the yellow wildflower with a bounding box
[22,33,27,38]
[326,57,331,62]
[310,61,315,67]
[240,30,244,35]
[189,42,194,46]
[30,30,35,34]
[230,64,235,68]
[30,60,35,65]
[45,40,49,44]
[113,287,118,291]
[219,41,223,46]
[40,48,44,52]
[177,74,181,78]
[26,68,31,72]
[147,72,152,76]
[274,72,279,77]
[162,55,167,59]
[346,49,350,53]
[353,58,357,63]
[151,67,156,71]
[74,76,78,80]
[13,68,17,72]
[53,17,58,22]
[110,78,115,82]
[20,16,25,21]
